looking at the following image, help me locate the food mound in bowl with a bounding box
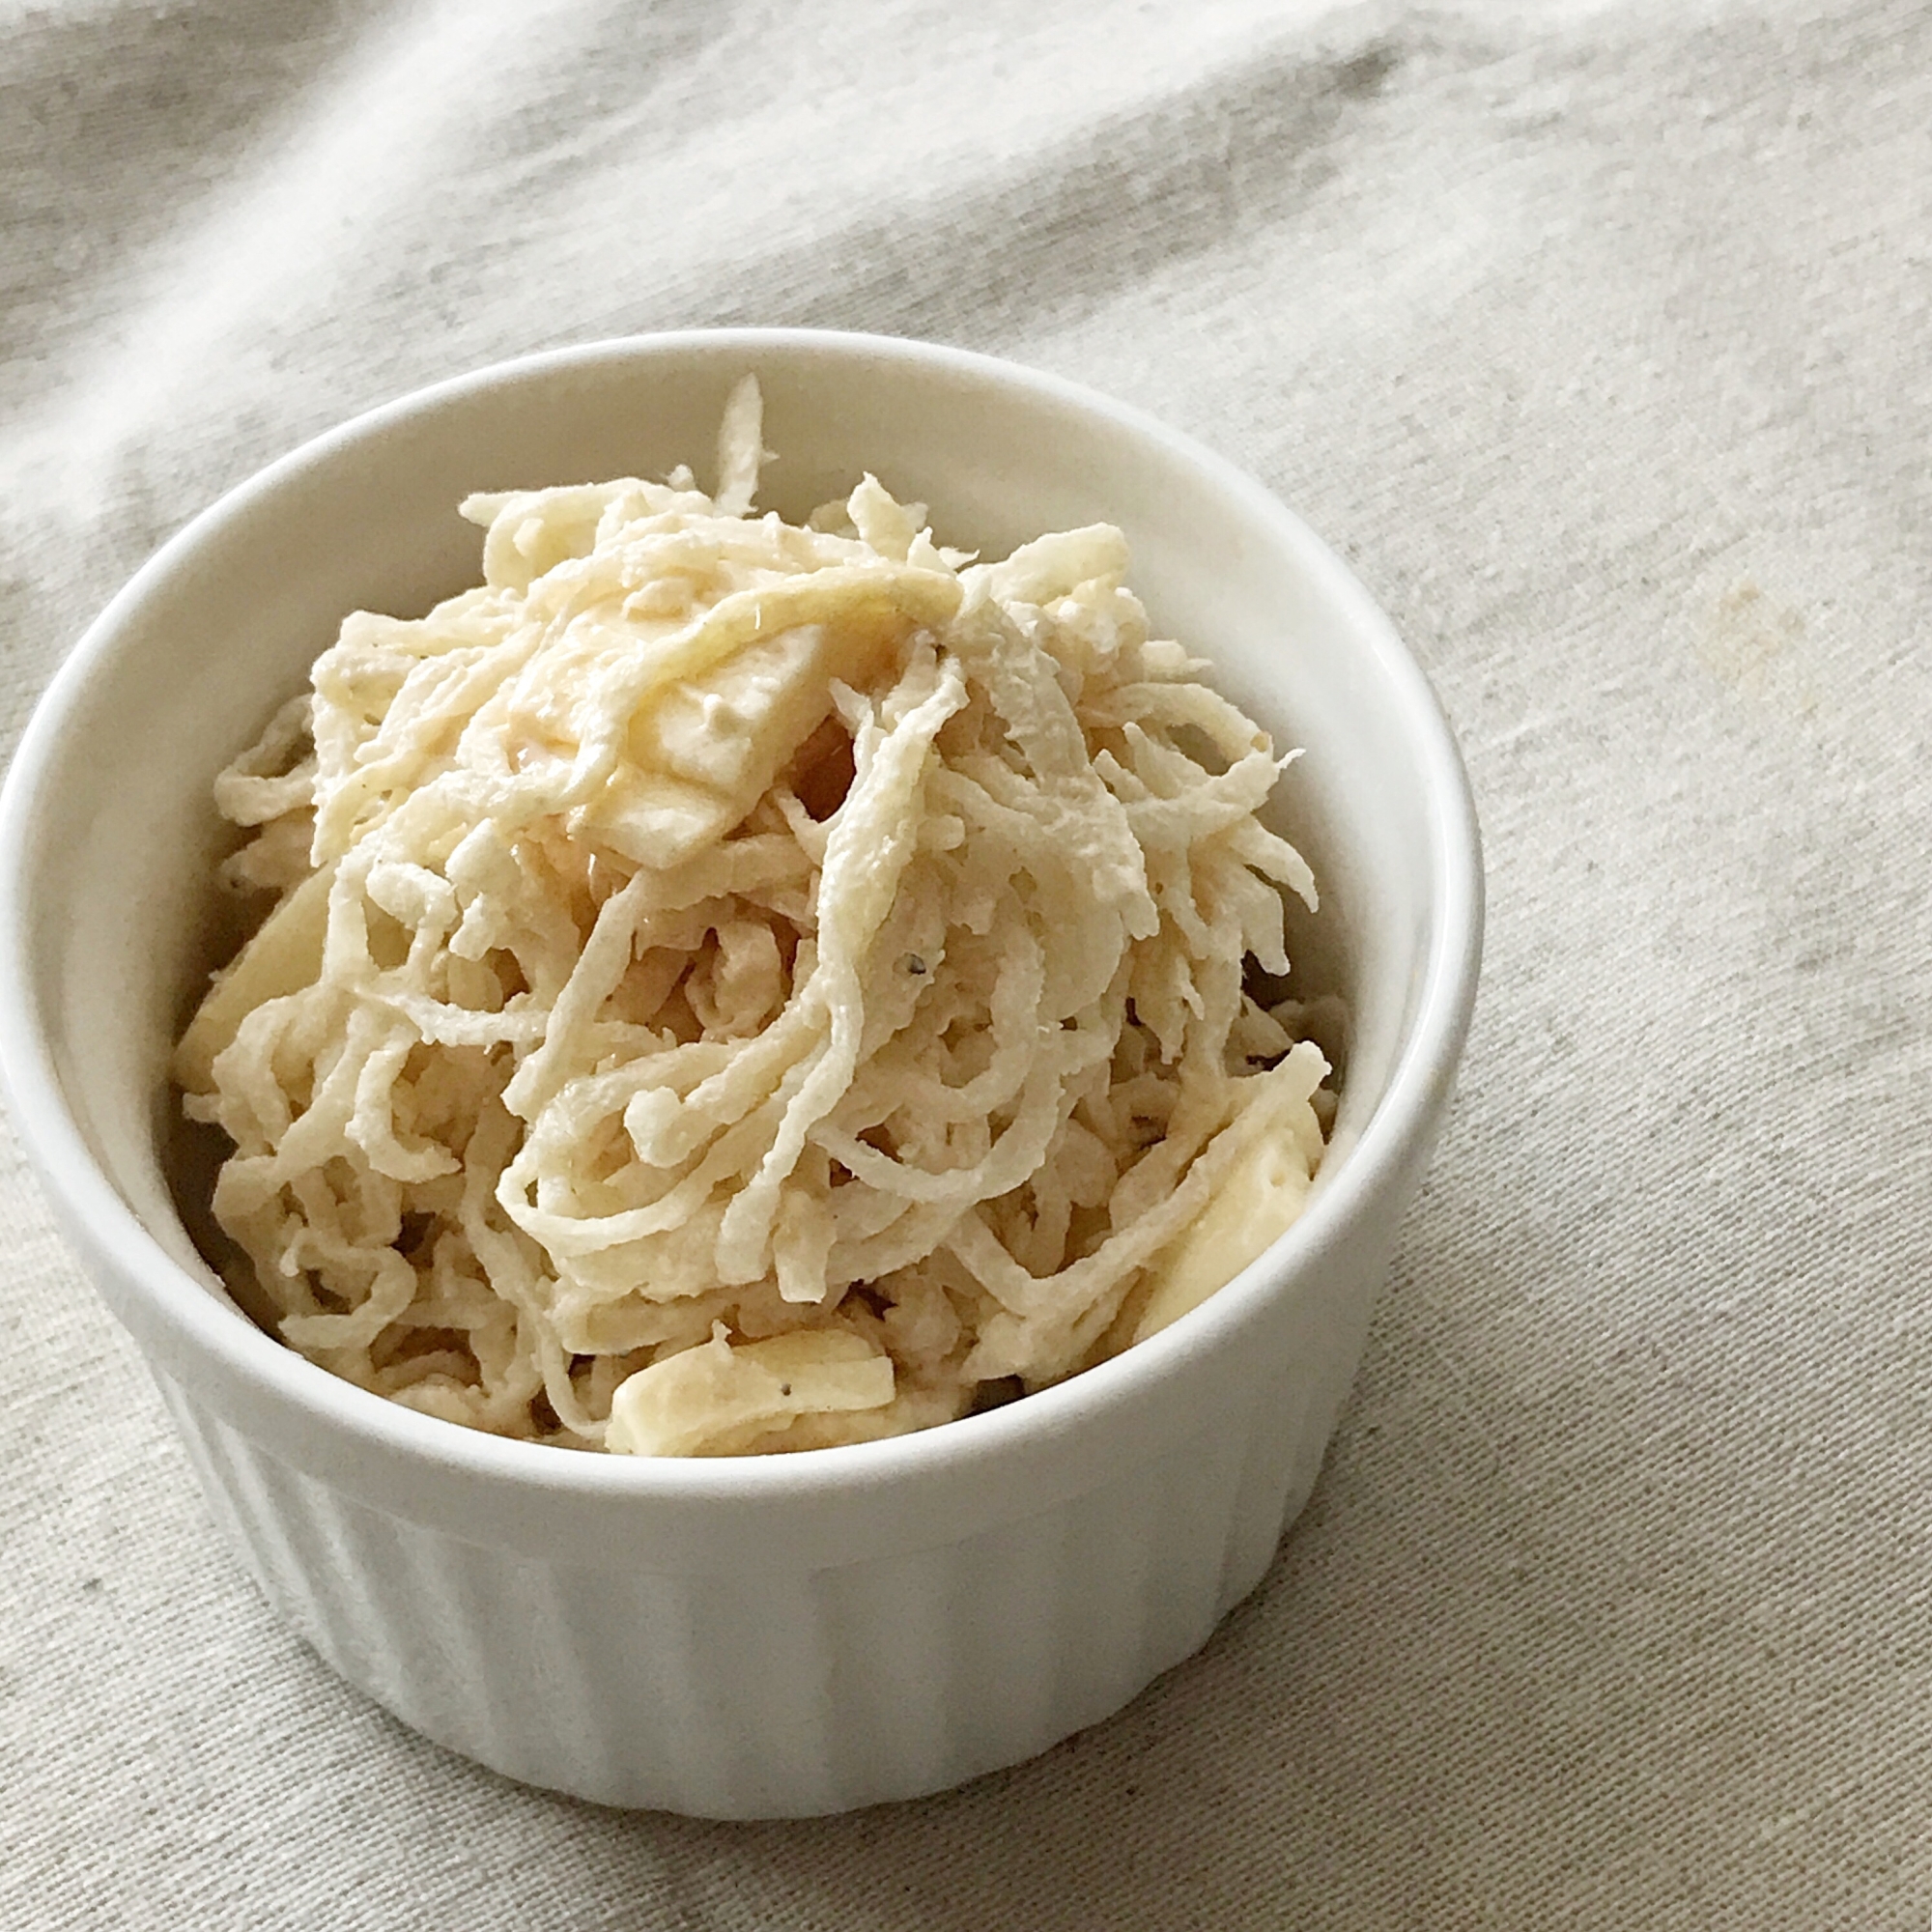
[174,379,1331,1457]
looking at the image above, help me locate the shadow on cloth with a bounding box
[582,1208,1581,1927]
[607,31,1414,354]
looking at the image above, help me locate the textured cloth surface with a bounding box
[4,1,1930,1924]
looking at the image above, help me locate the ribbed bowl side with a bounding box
[1216,1219,1398,1612]
[153,1362,1345,1818]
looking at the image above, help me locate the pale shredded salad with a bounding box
[175,379,1330,1456]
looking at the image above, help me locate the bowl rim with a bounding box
[0,326,1483,1506]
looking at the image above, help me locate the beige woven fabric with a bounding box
[5,0,1929,1922]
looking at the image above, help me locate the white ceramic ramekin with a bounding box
[0,331,1481,1818]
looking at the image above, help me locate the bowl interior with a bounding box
[6,331,1465,1431]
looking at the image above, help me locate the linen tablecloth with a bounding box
[5,1,1929,1922]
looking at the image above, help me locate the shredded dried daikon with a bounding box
[175,378,1331,1456]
